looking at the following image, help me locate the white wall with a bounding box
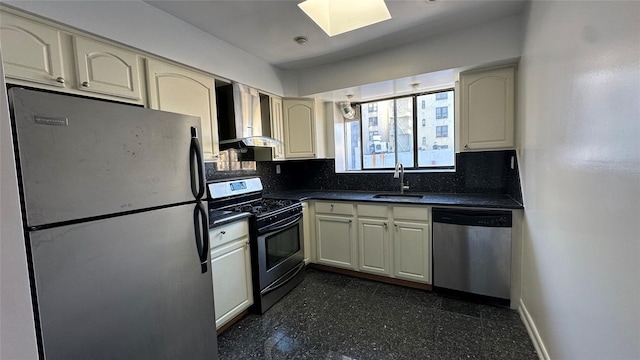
[517,1,640,359]
[3,0,286,96]
[294,14,523,96]
[0,50,39,360]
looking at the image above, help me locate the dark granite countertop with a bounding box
[264,190,524,209]
[208,211,251,229]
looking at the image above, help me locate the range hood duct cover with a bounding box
[217,82,280,151]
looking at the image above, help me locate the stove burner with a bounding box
[232,199,296,215]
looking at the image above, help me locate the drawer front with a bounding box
[357,204,388,218]
[315,201,354,216]
[393,206,430,222]
[209,219,249,249]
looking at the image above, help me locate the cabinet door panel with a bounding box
[394,221,431,283]
[0,12,65,87]
[460,66,515,150]
[270,96,285,160]
[74,37,141,100]
[211,240,252,329]
[283,99,316,158]
[316,215,356,270]
[147,59,219,161]
[358,219,390,275]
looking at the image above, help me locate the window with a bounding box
[436,106,448,119]
[340,89,455,171]
[436,125,448,137]
[436,93,448,100]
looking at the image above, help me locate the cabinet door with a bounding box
[73,36,142,101]
[0,12,65,87]
[211,239,253,329]
[358,218,390,276]
[283,99,316,158]
[393,221,431,283]
[147,59,219,161]
[460,66,515,150]
[315,214,357,270]
[270,96,286,160]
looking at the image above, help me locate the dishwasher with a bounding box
[432,208,512,301]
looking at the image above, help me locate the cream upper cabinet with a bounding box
[283,98,328,159]
[73,36,142,101]
[283,98,316,158]
[146,59,219,161]
[460,66,515,150]
[0,11,65,87]
[270,96,286,160]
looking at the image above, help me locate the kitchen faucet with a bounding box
[393,162,410,194]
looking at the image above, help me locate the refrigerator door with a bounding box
[9,88,203,227]
[29,203,217,360]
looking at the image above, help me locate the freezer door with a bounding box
[9,88,204,227]
[29,204,217,360]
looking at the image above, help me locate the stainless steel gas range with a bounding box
[207,177,305,313]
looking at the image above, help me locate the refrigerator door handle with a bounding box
[193,202,209,273]
[189,127,205,200]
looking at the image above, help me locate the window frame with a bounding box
[352,87,455,172]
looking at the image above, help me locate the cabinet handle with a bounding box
[330,204,334,210]
[394,224,398,231]
[383,222,388,229]
[464,144,469,149]
[82,81,90,88]
[55,77,65,84]
[348,219,352,224]
[220,230,226,235]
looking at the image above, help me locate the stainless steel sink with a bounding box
[372,193,423,199]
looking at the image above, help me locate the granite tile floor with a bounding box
[217,269,538,360]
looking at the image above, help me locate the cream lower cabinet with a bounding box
[146,59,220,161]
[392,206,431,284]
[393,220,431,283]
[357,204,391,276]
[302,201,312,264]
[210,219,252,330]
[314,201,357,270]
[314,201,431,284]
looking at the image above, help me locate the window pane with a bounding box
[394,97,414,167]
[362,99,395,169]
[345,120,361,170]
[417,91,455,167]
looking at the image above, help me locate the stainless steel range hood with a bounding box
[217,82,281,154]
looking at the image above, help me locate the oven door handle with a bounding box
[260,213,303,235]
[261,261,305,296]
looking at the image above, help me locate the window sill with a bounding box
[335,168,456,174]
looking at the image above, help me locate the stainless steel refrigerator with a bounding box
[8,88,217,360]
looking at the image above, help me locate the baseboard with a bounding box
[519,299,551,360]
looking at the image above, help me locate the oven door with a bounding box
[256,213,304,290]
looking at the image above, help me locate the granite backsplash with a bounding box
[206,150,523,204]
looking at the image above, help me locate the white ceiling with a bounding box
[145,0,526,100]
